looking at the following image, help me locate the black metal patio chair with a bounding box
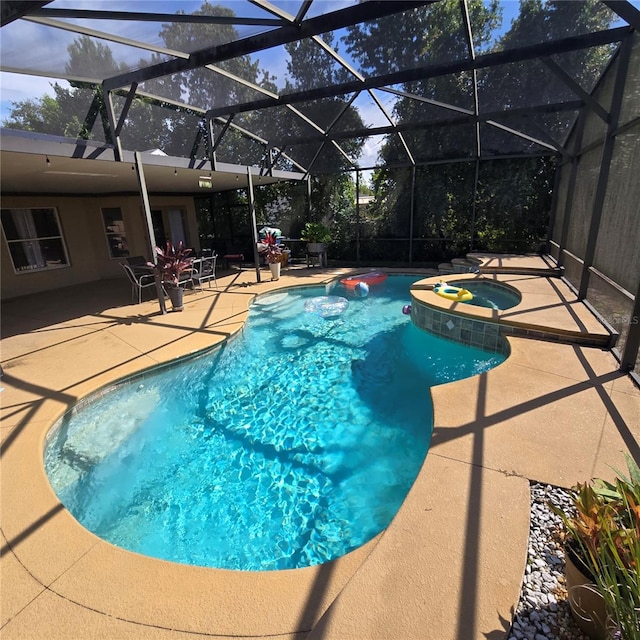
[120,262,158,304]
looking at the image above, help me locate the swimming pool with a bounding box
[45,275,506,571]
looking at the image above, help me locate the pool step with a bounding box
[466,253,564,277]
[451,258,480,273]
[439,259,481,275]
[437,262,455,274]
[479,265,565,277]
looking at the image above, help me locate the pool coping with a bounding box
[2,264,638,640]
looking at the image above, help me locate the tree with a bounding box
[340,0,615,260]
[473,0,614,253]
[341,1,500,260]
[277,33,365,173]
[2,3,275,159]
[3,93,67,135]
[156,2,276,161]
[481,0,615,136]
[260,33,367,245]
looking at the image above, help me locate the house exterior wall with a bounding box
[1,194,199,300]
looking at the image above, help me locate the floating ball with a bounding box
[402,304,412,315]
[353,282,369,298]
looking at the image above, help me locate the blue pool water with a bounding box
[45,275,506,571]
[456,280,521,310]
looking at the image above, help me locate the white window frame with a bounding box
[1,207,70,274]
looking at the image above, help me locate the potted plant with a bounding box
[257,231,283,280]
[301,222,332,254]
[552,456,640,640]
[148,241,194,311]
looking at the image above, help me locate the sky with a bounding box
[0,0,636,171]
[0,0,346,120]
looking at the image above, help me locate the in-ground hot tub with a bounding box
[411,274,613,350]
[451,279,521,310]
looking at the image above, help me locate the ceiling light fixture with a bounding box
[45,156,51,167]
[174,168,178,175]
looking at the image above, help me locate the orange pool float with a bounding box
[340,271,388,289]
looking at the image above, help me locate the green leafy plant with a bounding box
[148,241,194,286]
[552,456,640,640]
[300,222,332,244]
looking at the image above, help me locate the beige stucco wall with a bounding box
[1,195,199,300]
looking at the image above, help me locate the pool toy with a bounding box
[433,282,473,302]
[340,271,388,289]
[353,282,369,298]
[402,305,412,315]
[304,295,349,318]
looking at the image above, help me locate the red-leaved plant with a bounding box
[148,241,193,286]
[258,231,282,264]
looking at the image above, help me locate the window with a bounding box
[102,207,130,258]
[1,207,70,273]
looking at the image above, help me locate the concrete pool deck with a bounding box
[1,257,639,639]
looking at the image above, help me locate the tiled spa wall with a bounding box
[411,301,509,355]
[411,299,613,351]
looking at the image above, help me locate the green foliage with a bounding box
[159,3,260,110]
[300,222,332,244]
[552,456,640,640]
[3,93,65,134]
[253,181,308,240]
[2,5,265,157]
[340,0,614,261]
[474,157,555,253]
[1,0,620,263]
[281,33,365,173]
[482,0,615,140]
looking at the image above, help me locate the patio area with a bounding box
[1,260,638,640]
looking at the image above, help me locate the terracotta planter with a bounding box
[269,262,281,281]
[565,546,608,640]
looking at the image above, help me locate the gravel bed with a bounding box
[508,482,590,640]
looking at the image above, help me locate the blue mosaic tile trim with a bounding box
[411,302,508,355]
[411,300,612,351]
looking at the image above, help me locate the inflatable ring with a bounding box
[433,282,473,302]
[340,271,388,289]
[304,295,349,318]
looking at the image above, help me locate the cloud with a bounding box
[0,72,62,120]
[1,20,72,75]
[357,135,386,169]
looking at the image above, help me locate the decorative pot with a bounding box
[269,261,281,281]
[565,546,608,640]
[167,285,184,311]
[307,242,325,254]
